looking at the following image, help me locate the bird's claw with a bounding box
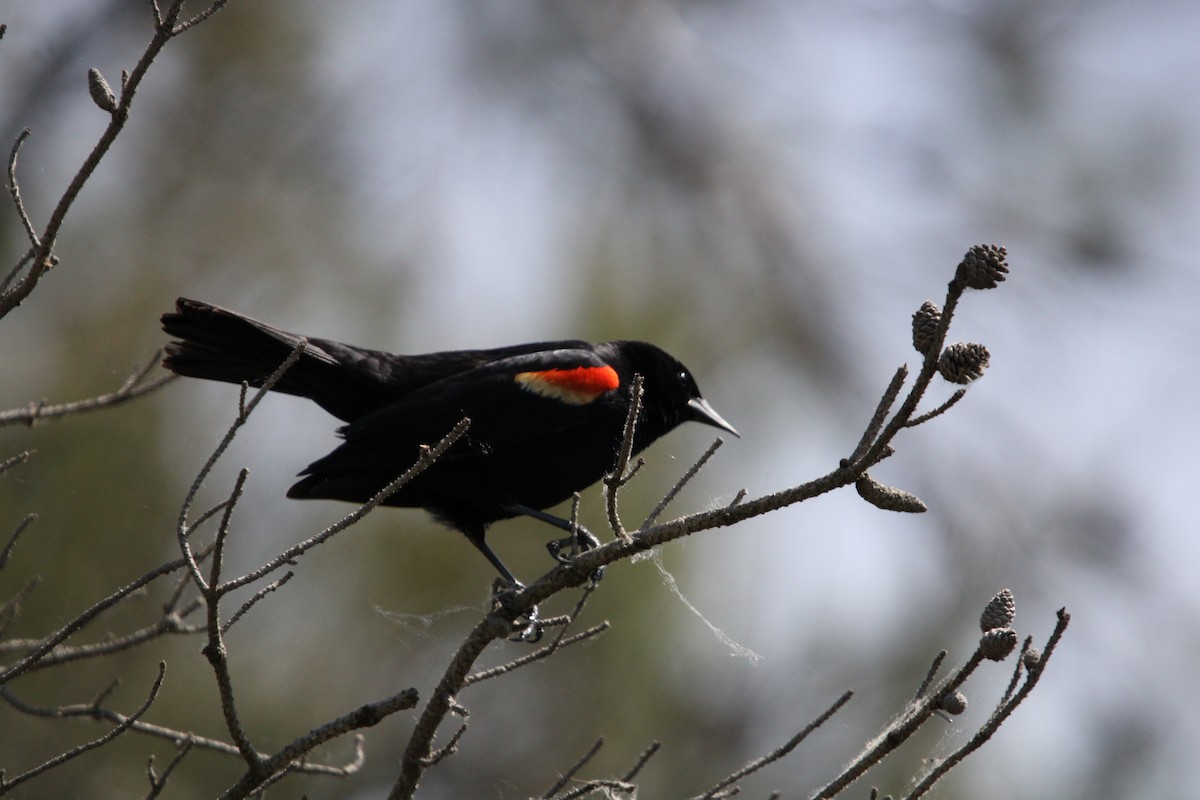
[545,527,604,580]
[510,608,543,642]
[490,578,543,643]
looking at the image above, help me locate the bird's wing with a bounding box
[294,347,626,478]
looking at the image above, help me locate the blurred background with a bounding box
[2,1,1197,797]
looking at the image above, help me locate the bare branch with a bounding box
[173,0,233,34]
[176,342,306,591]
[906,388,967,428]
[0,449,34,477]
[1,606,201,670]
[541,737,605,798]
[421,702,469,768]
[216,417,469,596]
[0,556,189,683]
[0,352,172,427]
[912,650,948,700]
[811,648,985,800]
[5,128,39,249]
[0,576,39,639]
[901,610,1071,800]
[0,513,36,569]
[0,0,202,318]
[1,683,372,778]
[603,374,644,541]
[849,366,907,464]
[208,468,249,590]
[463,622,609,686]
[221,572,292,634]
[556,779,638,800]
[216,691,416,799]
[692,691,853,800]
[0,662,165,795]
[620,740,661,782]
[641,436,724,528]
[0,250,32,295]
[144,738,193,800]
[391,612,510,799]
[201,608,259,769]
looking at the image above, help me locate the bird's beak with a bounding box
[687,397,739,438]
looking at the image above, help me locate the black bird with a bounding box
[161,297,737,584]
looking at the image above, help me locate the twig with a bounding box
[809,647,984,800]
[0,250,32,293]
[541,737,606,798]
[641,436,724,528]
[692,691,853,799]
[912,651,947,700]
[390,612,511,799]
[0,514,36,569]
[421,702,469,768]
[0,577,39,639]
[463,622,609,686]
[0,351,174,428]
[215,417,470,596]
[5,128,39,248]
[906,389,966,428]
[0,683,370,776]
[603,375,644,541]
[0,555,190,683]
[176,342,306,591]
[466,578,603,685]
[202,622,258,768]
[1,606,202,669]
[0,449,34,476]
[144,738,193,800]
[851,278,969,473]
[216,692,414,799]
[221,572,293,633]
[902,610,1070,800]
[0,0,197,318]
[0,250,32,295]
[208,469,249,590]
[561,779,639,799]
[621,740,662,782]
[0,662,166,795]
[849,366,908,463]
[173,0,233,34]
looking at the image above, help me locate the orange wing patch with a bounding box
[514,365,620,405]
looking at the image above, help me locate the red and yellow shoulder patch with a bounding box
[514,365,620,405]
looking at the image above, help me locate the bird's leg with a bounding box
[468,526,542,642]
[504,504,603,582]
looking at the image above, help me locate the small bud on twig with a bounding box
[956,244,1009,290]
[940,691,968,715]
[855,474,927,513]
[938,342,990,384]
[88,68,118,113]
[979,627,1019,661]
[1023,648,1042,671]
[979,588,1016,632]
[911,301,941,355]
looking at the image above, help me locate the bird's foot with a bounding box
[545,528,605,584]
[491,578,543,643]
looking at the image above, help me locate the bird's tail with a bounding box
[161,298,398,421]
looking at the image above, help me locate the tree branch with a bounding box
[0,351,174,428]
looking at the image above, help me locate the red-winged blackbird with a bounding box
[161,297,736,584]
